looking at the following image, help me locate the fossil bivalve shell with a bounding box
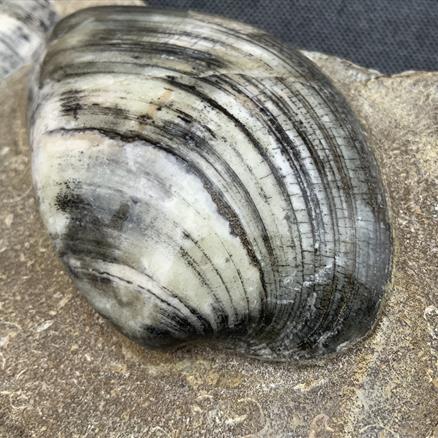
[29,6,392,360]
[0,0,57,79]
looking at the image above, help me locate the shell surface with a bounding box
[0,0,57,79]
[30,6,392,360]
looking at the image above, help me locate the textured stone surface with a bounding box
[0,52,437,437]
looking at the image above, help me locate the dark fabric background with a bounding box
[148,0,438,74]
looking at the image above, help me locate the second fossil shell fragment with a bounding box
[0,0,57,79]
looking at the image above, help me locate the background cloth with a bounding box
[148,0,438,74]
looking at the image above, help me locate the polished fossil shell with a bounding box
[0,0,57,79]
[29,6,392,360]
